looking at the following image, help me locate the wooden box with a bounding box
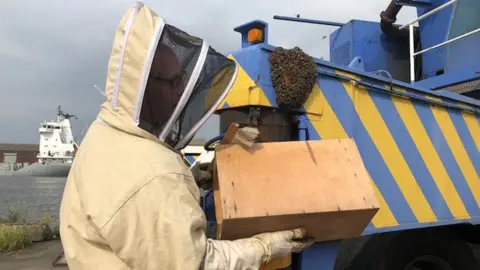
[213,138,380,242]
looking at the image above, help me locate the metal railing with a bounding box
[399,0,480,83]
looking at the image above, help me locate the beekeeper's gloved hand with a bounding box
[203,227,314,269]
[253,228,314,262]
[190,162,213,189]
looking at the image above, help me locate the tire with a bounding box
[348,227,480,270]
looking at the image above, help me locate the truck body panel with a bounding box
[197,0,480,268]
[214,42,480,236]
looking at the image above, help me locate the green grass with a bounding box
[0,202,60,252]
[0,202,31,252]
[0,224,31,252]
[6,201,28,224]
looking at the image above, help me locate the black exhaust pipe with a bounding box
[380,0,422,81]
[380,0,418,40]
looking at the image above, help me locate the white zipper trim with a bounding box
[174,62,239,150]
[158,40,210,141]
[111,2,143,111]
[133,16,166,124]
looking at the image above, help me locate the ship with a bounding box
[12,106,80,177]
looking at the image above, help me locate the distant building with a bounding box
[0,139,206,166]
[0,144,39,164]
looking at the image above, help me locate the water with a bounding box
[0,175,66,226]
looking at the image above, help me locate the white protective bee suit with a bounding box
[59,2,312,270]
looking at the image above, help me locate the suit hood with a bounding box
[97,2,237,149]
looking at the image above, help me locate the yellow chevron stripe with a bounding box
[431,106,480,208]
[369,183,398,227]
[217,55,271,109]
[390,91,470,220]
[462,111,480,152]
[306,84,398,227]
[305,85,345,140]
[337,70,437,223]
[303,84,324,116]
[217,55,250,109]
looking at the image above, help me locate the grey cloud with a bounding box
[0,0,417,144]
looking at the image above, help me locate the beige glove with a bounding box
[253,228,314,262]
[202,228,314,270]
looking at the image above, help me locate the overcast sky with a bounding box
[0,0,417,144]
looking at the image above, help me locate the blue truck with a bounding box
[185,0,480,269]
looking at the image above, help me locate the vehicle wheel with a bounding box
[349,227,480,270]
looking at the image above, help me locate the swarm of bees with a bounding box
[269,46,317,110]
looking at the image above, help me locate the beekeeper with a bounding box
[59,2,313,270]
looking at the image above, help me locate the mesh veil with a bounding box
[138,23,236,149]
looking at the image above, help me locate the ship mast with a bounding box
[57,105,77,121]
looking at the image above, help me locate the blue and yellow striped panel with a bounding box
[303,70,480,234]
[217,49,480,234]
[217,50,274,110]
[219,49,480,234]
[184,154,200,165]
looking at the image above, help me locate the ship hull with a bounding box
[12,162,71,178]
